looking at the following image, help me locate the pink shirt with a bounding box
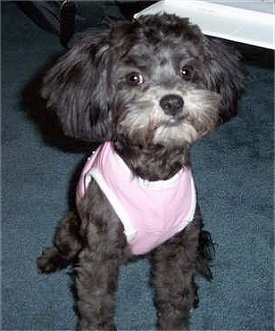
[76,142,196,255]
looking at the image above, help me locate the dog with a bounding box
[37,14,244,330]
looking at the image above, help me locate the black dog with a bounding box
[37,14,244,330]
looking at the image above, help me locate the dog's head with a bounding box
[42,14,244,149]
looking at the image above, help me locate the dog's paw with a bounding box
[78,321,117,331]
[37,247,69,273]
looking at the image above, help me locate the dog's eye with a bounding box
[180,65,194,80]
[125,72,144,86]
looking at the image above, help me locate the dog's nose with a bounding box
[159,94,184,116]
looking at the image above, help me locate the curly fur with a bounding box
[37,14,244,330]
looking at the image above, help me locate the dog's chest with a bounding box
[76,142,196,255]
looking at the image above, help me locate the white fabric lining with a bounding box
[177,176,197,232]
[113,151,185,190]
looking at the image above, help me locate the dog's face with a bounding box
[111,37,220,148]
[42,14,244,149]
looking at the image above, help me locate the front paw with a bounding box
[77,321,117,331]
[157,309,190,331]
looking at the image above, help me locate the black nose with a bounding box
[159,94,184,115]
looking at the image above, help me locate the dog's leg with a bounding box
[152,212,212,331]
[76,251,120,331]
[75,184,129,331]
[37,212,82,273]
[76,223,127,331]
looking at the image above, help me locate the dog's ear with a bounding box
[202,37,245,123]
[41,30,113,142]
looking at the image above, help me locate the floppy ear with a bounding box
[41,30,113,142]
[202,37,245,123]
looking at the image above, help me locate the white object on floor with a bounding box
[134,0,274,49]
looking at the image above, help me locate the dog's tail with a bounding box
[196,228,215,281]
[37,212,82,274]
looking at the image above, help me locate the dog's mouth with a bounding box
[164,115,186,127]
[153,115,186,131]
